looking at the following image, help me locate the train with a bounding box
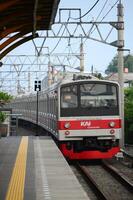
[10,72,121,159]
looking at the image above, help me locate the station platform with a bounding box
[0,136,89,200]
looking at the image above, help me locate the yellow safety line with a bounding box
[5,136,28,200]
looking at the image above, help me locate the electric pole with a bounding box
[80,37,84,72]
[48,61,52,86]
[117,0,124,149]
[28,71,31,92]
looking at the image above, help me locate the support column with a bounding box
[117,0,124,149]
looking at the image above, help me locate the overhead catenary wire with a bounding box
[95,0,109,21]
[71,0,100,20]
[90,0,119,36]
[89,0,110,35]
[100,0,119,21]
[82,0,119,45]
[49,11,71,55]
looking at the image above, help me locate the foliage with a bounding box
[105,54,133,74]
[124,87,133,144]
[0,91,12,124]
[0,91,12,107]
[0,112,7,124]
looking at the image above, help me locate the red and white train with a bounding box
[11,73,121,159]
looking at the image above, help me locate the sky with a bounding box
[1,0,133,93]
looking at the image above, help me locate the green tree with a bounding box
[105,54,133,74]
[0,91,12,107]
[0,91,12,126]
[0,112,7,124]
[124,87,133,144]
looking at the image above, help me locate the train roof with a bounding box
[13,72,119,100]
[59,72,119,85]
[43,73,119,94]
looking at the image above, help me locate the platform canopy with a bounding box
[0,0,60,59]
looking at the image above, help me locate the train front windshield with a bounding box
[60,82,119,117]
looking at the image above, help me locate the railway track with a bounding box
[102,160,133,192]
[124,144,133,158]
[74,161,133,200]
[120,148,133,168]
[123,150,133,160]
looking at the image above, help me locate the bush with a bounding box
[0,92,12,107]
[124,87,133,144]
[0,112,7,124]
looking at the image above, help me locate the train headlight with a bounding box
[109,121,115,128]
[64,122,70,129]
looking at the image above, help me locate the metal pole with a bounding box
[80,37,84,72]
[36,90,39,136]
[91,65,94,75]
[48,61,52,86]
[117,0,124,149]
[28,71,30,92]
[51,66,54,84]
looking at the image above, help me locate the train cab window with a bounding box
[61,85,77,108]
[80,83,118,109]
[61,82,119,117]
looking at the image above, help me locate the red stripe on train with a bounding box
[58,119,121,130]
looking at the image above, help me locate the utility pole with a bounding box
[48,61,52,86]
[117,0,124,149]
[17,75,20,94]
[28,71,31,92]
[91,65,94,75]
[80,37,84,72]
